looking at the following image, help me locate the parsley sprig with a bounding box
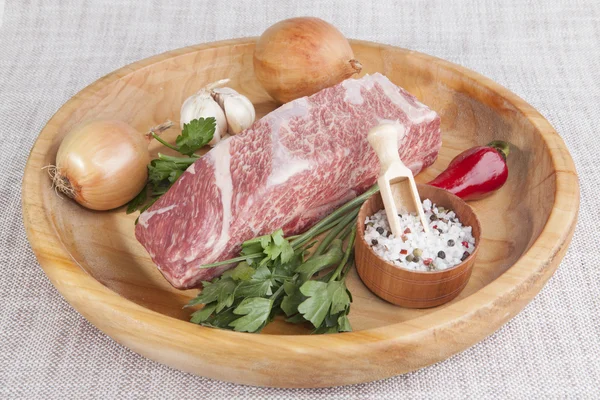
[127,117,216,215]
[186,184,379,334]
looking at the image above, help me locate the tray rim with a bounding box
[21,37,580,388]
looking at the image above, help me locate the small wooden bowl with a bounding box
[355,184,481,308]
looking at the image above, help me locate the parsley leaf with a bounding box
[285,313,308,324]
[272,255,302,282]
[176,118,216,156]
[337,313,352,332]
[242,230,294,265]
[200,307,239,329]
[235,265,275,298]
[126,185,148,214]
[297,280,351,329]
[229,297,273,333]
[280,280,306,317]
[190,303,217,323]
[241,236,267,258]
[295,240,343,280]
[186,277,237,311]
[148,160,188,186]
[264,229,294,263]
[222,262,255,281]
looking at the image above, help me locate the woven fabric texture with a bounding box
[1,0,598,398]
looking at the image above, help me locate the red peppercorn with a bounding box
[403,228,411,234]
[462,241,469,248]
[423,258,433,266]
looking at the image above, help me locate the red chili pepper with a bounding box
[428,141,509,201]
[400,249,408,255]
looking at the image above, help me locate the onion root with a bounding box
[43,165,75,199]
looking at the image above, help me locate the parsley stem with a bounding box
[290,184,378,249]
[292,212,352,249]
[270,283,286,300]
[313,209,358,257]
[329,225,356,282]
[157,153,201,164]
[196,253,263,269]
[339,217,357,241]
[152,133,180,152]
[341,258,355,280]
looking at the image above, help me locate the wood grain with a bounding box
[355,184,481,308]
[21,38,579,388]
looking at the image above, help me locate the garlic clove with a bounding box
[180,91,227,146]
[212,88,256,135]
[223,95,256,134]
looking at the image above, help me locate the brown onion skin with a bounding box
[55,120,150,211]
[253,17,362,104]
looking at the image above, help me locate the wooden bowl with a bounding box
[355,184,482,308]
[21,38,579,388]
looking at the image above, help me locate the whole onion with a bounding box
[47,120,171,211]
[253,17,362,104]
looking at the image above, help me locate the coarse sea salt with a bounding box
[364,199,475,272]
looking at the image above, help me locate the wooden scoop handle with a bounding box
[368,123,430,236]
[368,123,403,175]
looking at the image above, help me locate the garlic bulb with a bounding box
[212,87,256,134]
[180,79,256,145]
[180,80,229,146]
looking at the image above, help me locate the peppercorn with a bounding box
[413,248,423,257]
[447,239,455,247]
[406,254,415,263]
[430,214,438,221]
[461,251,470,261]
[376,227,385,235]
[371,239,378,246]
[437,251,446,259]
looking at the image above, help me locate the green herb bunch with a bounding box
[186,185,379,334]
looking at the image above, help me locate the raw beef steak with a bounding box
[136,73,441,289]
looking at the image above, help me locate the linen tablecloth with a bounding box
[1,1,598,398]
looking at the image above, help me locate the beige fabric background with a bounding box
[1,0,598,398]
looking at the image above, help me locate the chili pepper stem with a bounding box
[487,140,510,160]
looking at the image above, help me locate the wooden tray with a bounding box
[21,38,579,388]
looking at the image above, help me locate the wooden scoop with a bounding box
[367,123,430,236]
